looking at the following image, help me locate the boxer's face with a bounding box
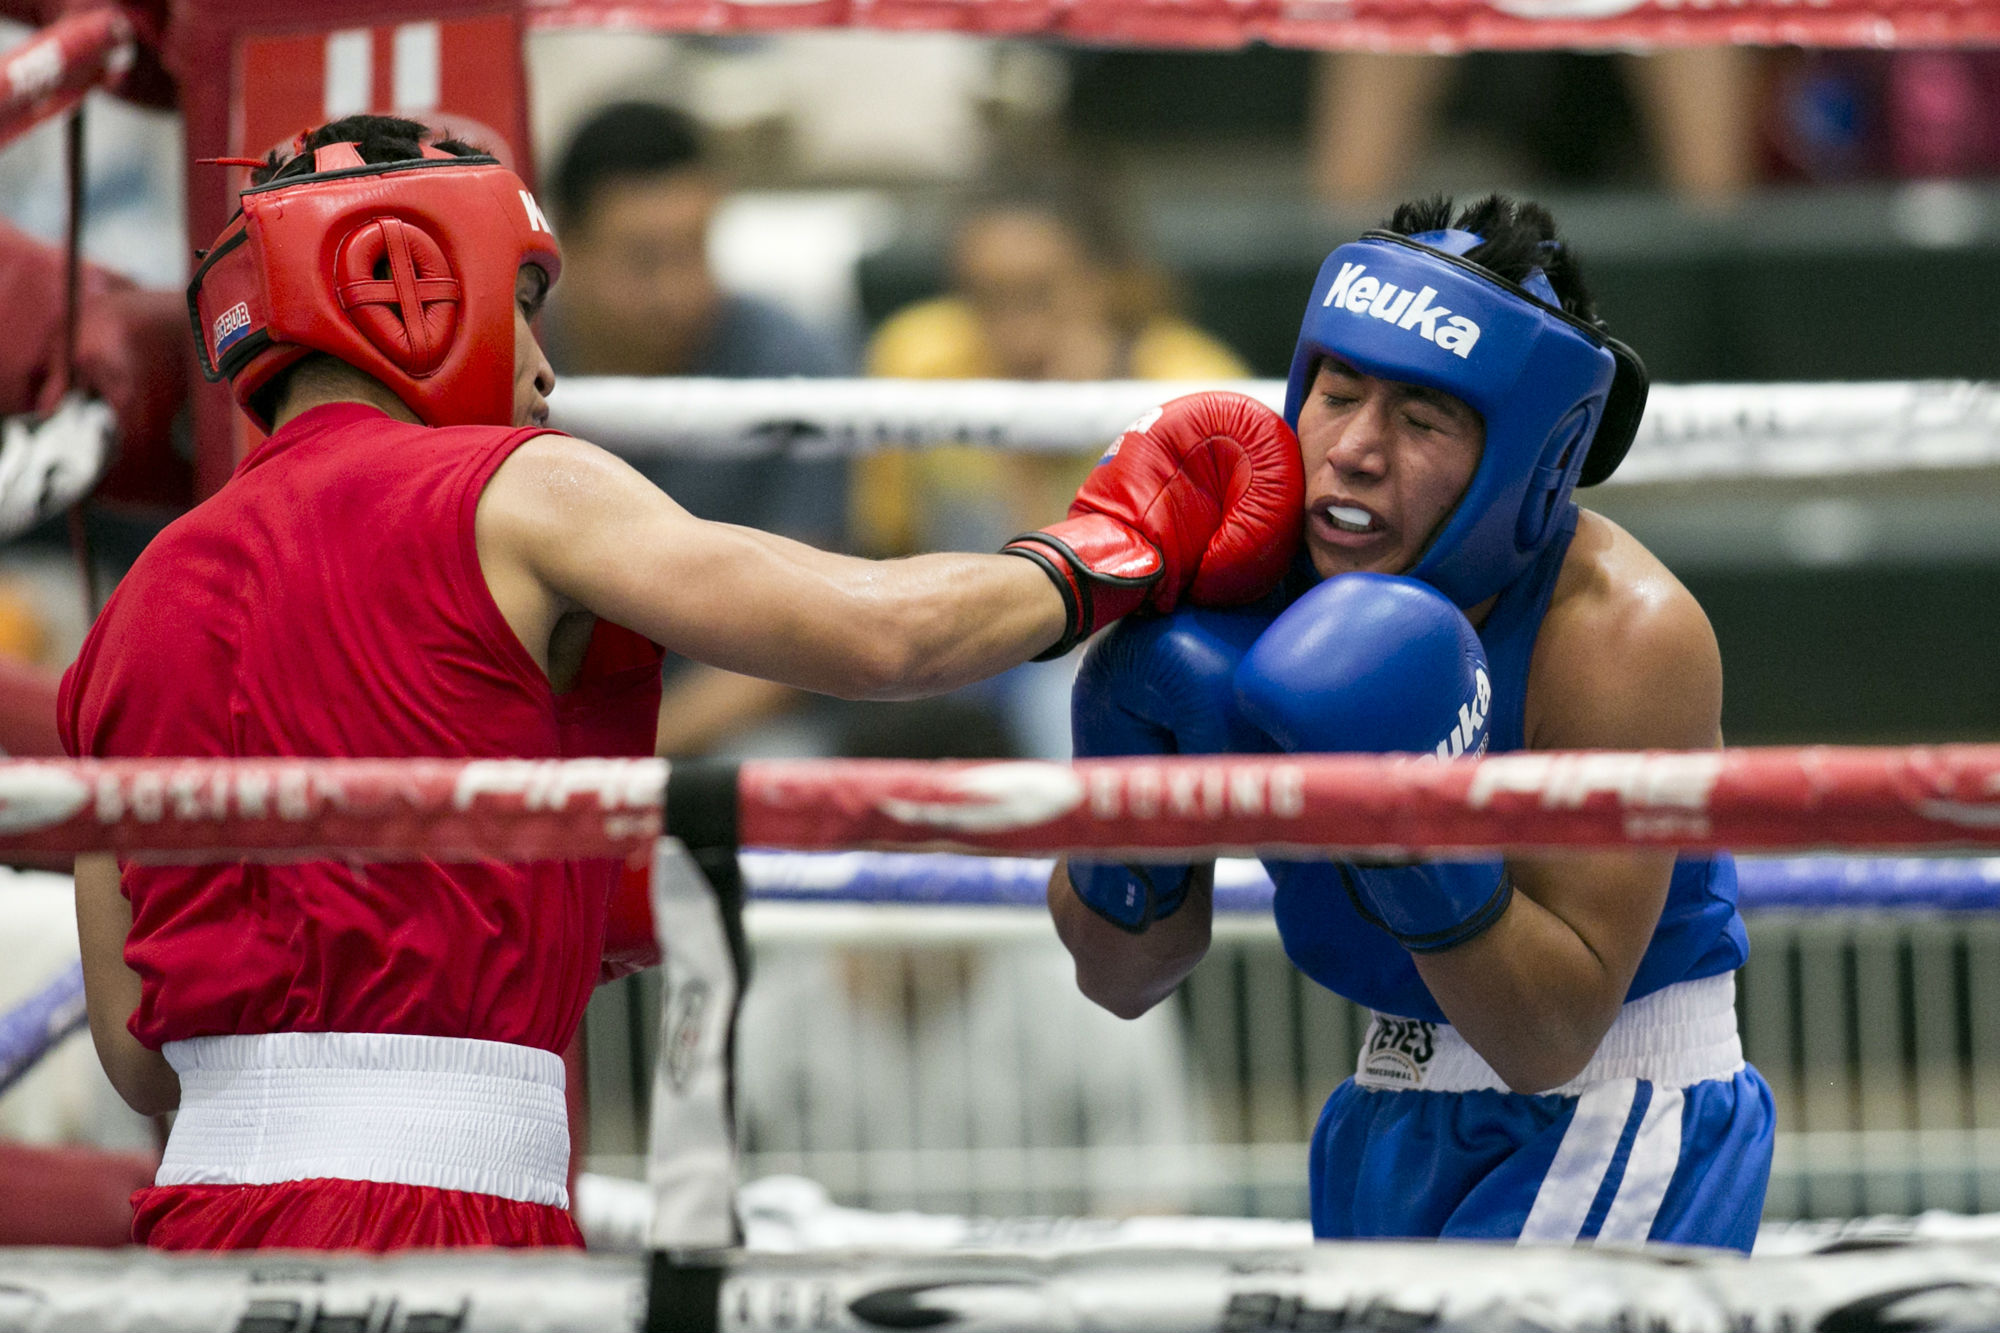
[514,264,556,428]
[1296,357,1484,582]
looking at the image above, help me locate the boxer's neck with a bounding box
[270,359,421,431]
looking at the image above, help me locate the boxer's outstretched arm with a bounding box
[1048,858,1216,1019]
[478,433,1065,699]
[73,853,179,1115]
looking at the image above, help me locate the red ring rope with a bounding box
[0,757,664,860]
[738,747,2000,857]
[6,746,2000,860]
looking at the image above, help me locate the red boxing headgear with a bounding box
[188,141,562,431]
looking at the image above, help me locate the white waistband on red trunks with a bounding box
[157,1032,571,1208]
[1353,973,1744,1096]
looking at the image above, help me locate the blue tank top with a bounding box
[1267,505,1749,1021]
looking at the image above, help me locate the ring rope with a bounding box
[526,0,2000,50]
[0,9,134,153]
[0,958,83,1097]
[0,756,667,860]
[548,377,2000,482]
[5,1233,2000,1333]
[11,748,2000,857]
[740,850,2000,913]
[3,850,1982,1097]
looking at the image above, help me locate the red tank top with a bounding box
[59,402,662,1054]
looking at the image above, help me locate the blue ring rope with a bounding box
[7,855,1994,1095]
[739,852,2000,914]
[0,959,85,1098]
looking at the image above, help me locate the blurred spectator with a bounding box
[737,933,1210,1215]
[863,180,1247,557]
[861,179,1247,759]
[545,99,857,540]
[543,101,860,757]
[0,575,50,664]
[1309,49,1761,207]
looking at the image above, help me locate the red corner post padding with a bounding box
[171,0,535,499]
[0,1141,158,1245]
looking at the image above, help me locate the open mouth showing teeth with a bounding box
[1322,503,1377,534]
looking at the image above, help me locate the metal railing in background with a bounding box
[582,888,2000,1222]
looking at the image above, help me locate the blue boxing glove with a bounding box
[1069,606,1274,931]
[1235,573,1510,954]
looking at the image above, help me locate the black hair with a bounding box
[1384,194,1599,326]
[250,114,483,187]
[551,101,707,230]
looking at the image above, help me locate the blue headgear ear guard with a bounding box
[1284,229,1649,610]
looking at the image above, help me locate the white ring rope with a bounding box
[548,377,2000,482]
[11,1232,2000,1333]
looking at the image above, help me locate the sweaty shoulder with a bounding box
[474,430,634,610]
[1523,508,1722,752]
[478,431,629,538]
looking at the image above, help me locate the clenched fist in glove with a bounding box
[1002,392,1303,659]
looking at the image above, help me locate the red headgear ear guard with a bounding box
[187,141,562,431]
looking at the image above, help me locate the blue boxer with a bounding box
[1053,200,1775,1251]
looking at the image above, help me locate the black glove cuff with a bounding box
[1337,865,1515,955]
[1396,872,1514,954]
[1001,534,1089,660]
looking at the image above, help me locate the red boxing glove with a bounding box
[1003,392,1303,659]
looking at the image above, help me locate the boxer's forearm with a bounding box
[73,854,179,1116]
[1048,860,1214,1020]
[654,667,800,757]
[1412,850,1673,1094]
[702,527,1067,698]
[489,436,1065,698]
[830,551,1067,699]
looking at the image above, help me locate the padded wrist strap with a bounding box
[1003,517,1162,659]
[1000,538,1088,660]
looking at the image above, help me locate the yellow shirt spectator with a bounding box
[858,200,1250,557]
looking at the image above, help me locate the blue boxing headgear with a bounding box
[1283,228,1648,610]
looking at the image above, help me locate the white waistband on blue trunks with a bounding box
[1353,973,1744,1096]
[157,1032,571,1208]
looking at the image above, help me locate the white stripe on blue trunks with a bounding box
[1518,1079,1640,1245]
[1594,1086,1686,1245]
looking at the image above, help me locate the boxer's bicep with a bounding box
[485,433,1062,696]
[1509,577,1722,975]
[73,854,178,1116]
[1417,574,1722,1089]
